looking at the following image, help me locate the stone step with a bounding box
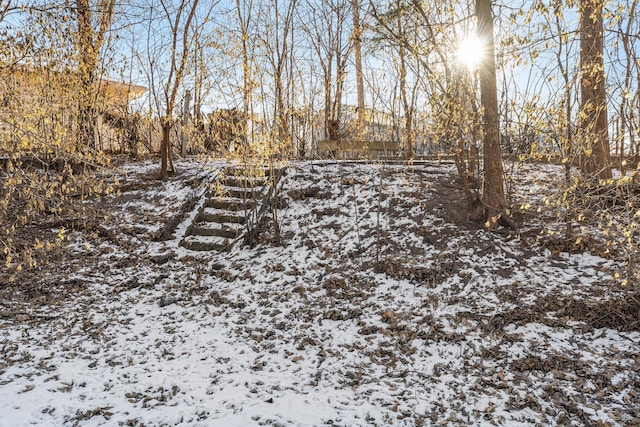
[222,177,267,188]
[207,187,264,199]
[180,238,229,252]
[198,212,246,224]
[189,225,239,239]
[205,198,255,211]
[225,167,271,177]
[179,165,284,252]
[225,187,254,199]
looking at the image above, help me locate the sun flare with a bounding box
[456,36,484,69]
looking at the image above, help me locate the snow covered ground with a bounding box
[0,158,638,426]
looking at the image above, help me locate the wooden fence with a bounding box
[316,140,401,159]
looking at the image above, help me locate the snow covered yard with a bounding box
[1,159,638,426]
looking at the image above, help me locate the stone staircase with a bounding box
[179,165,280,252]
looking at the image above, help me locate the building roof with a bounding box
[1,64,147,103]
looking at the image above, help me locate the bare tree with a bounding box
[392,1,419,160]
[368,0,420,159]
[75,0,116,150]
[152,0,203,180]
[236,0,254,147]
[302,0,353,142]
[256,0,298,157]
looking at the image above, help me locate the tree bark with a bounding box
[236,0,252,150]
[579,0,612,180]
[352,0,365,127]
[474,0,508,229]
[75,0,115,151]
[181,89,191,156]
[160,118,171,180]
[76,0,97,150]
[397,17,413,160]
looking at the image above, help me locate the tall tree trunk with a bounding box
[397,12,413,160]
[399,71,414,159]
[352,0,365,128]
[160,118,171,180]
[156,0,199,180]
[75,0,115,151]
[324,73,332,140]
[76,0,97,150]
[236,0,252,149]
[579,0,612,180]
[275,73,289,153]
[474,0,508,229]
[267,0,295,158]
[181,89,191,156]
[618,0,637,176]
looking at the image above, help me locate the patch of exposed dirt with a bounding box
[483,285,640,333]
[374,256,458,286]
[538,290,640,332]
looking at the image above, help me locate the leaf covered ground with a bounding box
[1,158,638,426]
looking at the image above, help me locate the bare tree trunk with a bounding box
[236,0,252,150]
[324,74,332,140]
[352,0,365,127]
[156,0,201,180]
[160,118,171,180]
[181,89,191,156]
[397,16,413,160]
[400,87,414,160]
[579,0,612,180]
[618,0,637,175]
[264,0,296,157]
[473,0,509,229]
[334,56,347,133]
[76,0,96,150]
[303,0,352,147]
[75,0,115,151]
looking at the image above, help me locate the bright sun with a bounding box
[456,36,484,69]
